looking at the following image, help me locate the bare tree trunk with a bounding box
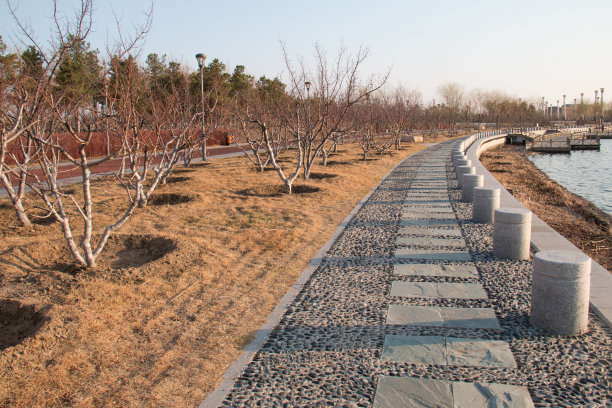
[0,173,31,226]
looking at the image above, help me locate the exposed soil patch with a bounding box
[292,185,320,194]
[0,300,48,351]
[150,193,194,205]
[481,145,612,270]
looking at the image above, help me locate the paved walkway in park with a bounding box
[204,140,611,408]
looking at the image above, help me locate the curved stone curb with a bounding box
[198,150,424,408]
[461,131,612,329]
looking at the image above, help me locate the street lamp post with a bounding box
[556,100,560,121]
[518,98,523,132]
[304,80,311,137]
[562,94,566,121]
[573,98,577,121]
[594,90,598,122]
[468,101,471,124]
[601,88,605,125]
[580,92,584,122]
[196,53,207,161]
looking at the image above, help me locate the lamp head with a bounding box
[195,53,206,68]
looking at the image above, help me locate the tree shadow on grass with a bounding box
[308,173,338,180]
[150,193,194,206]
[326,160,353,166]
[109,235,177,269]
[172,168,197,174]
[0,300,50,351]
[236,184,320,197]
[164,176,191,184]
[188,161,211,168]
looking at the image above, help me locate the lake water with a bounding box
[529,139,612,215]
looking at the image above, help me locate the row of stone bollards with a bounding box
[452,146,591,336]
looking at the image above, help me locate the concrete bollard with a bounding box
[452,151,465,161]
[455,159,471,170]
[452,153,465,164]
[472,187,500,223]
[531,250,591,335]
[456,165,475,188]
[461,174,484,202]
[493,208,532,260]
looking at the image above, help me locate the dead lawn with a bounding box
[0,140,448,407]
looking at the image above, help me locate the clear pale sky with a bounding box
[1,0,610,106]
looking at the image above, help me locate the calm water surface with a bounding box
[529,139,612,215]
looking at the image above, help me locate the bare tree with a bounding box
[0,48,42,227]
[8,0,153,268]
[280,43,388,180]
[438,82,464,135]
[235,83,302,193]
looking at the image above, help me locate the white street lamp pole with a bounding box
[196,53,207,161]
[601,88,605,125]
[562,94,566,121]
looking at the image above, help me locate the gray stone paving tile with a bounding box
[386,304,500,329]
[381,335,447,365]
[396,237,466,247]
[446,337,517,368]
[401,212,456,220]
[398,226,462,237]
[394,248,472,261]
[403,206,454,212]
[405,193,449,198]
[387,304,444,327]
[381,336,515,368]
[400,219,459,227]
[390,281,439,298]
[452,381,534,407]
[390,281,488,299]
[373,377,453,408]
[403,200,452,205]
[373,377,534,408]
[393,263,478,278]
[436,282,488,299]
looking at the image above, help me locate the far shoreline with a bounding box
[527,139,612,216]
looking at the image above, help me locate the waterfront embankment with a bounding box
[480,145,612,271]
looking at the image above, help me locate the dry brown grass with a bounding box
[481,145,612,271]
[0,140,443,407]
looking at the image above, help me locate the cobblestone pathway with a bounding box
[215,141,611,407]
